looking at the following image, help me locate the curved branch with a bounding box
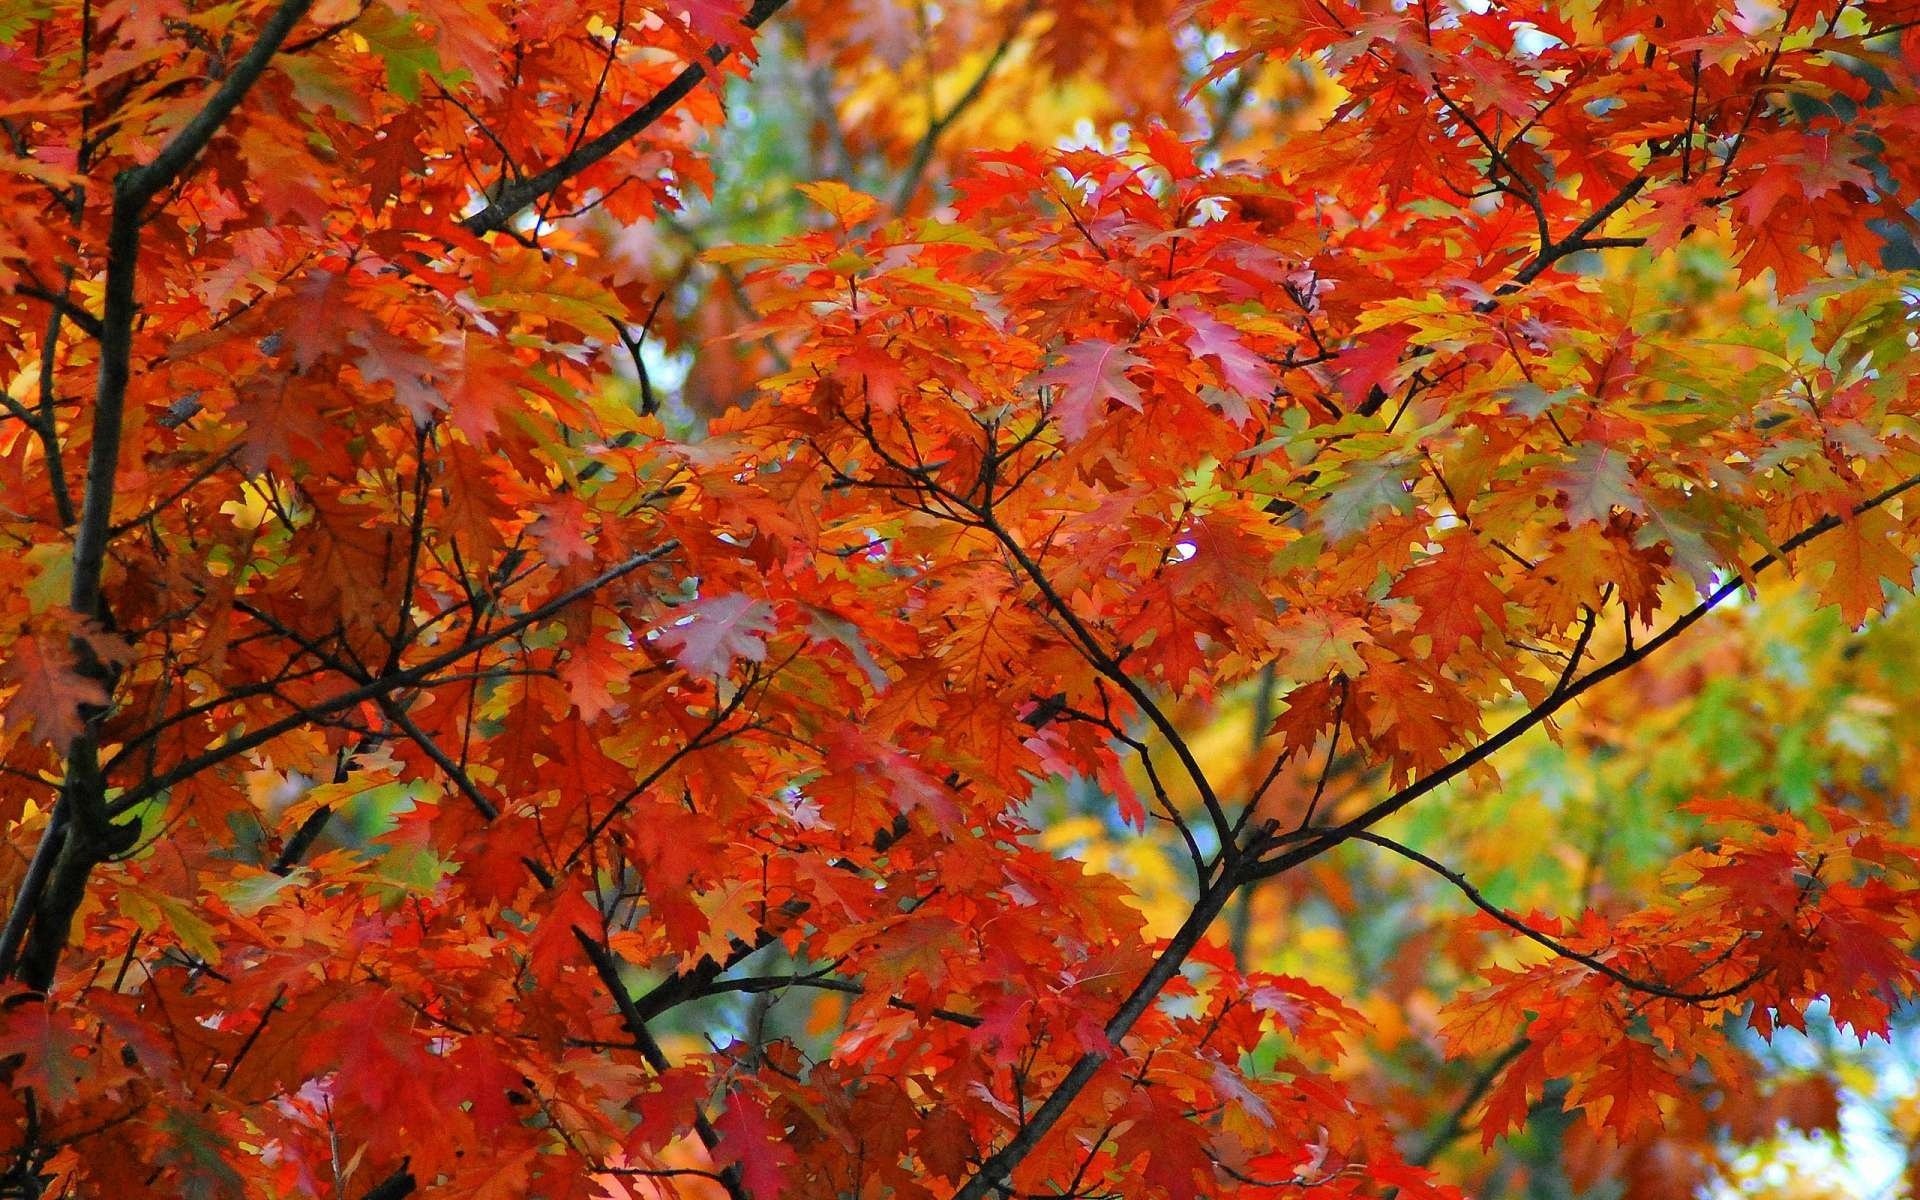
[951,871,1240,1200]
[1348,830,1761,1004]
[572,927,750,1200]
[4,0,318,992]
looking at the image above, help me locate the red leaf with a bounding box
[714,1090,795,1200]
[2,629,106,752]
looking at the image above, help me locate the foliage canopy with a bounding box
[2,0,1920,1197]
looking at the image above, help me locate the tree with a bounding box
[0,0,1918,1197]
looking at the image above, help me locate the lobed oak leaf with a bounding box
[1,628,107,752]
[1391,537,1508,652]
[1115,1086,1216,1200]
[0,996,92,1110]
[1270,608,1369,680]
[1319,456,1416,541]
[1556,444,1646,527]
[1566,1038,1682,1138]
[1807,505,1911,627]
[915,1106,977,1182]
[1037,340,1147,440]
[657,591,776,678]
[530,495,598,568]
[797,179,881,227]
[627,1070,714,1154]
[714,1090,796,1200]
[1477,1039,1553,1150]
[1170,303,1277,406]
[558,628,630,721]
[350,327,445,427]
[1334,325,1413,408]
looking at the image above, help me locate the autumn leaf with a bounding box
[1038,339,1147,439]
[1556,444,1645,526]
[1391,537,1509,650]
[1170,303,1277,406]
[657,591,777,677]
[1808,506,1912,627]
[798,179,881,227]
[2,628,107,751]
[715,1090,796,1199]
[2,1,1918,1197]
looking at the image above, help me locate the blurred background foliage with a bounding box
[560,3,1920,1195]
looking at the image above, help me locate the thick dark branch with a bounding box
[118,0,317,204]
[356,1164,416,1200]
[3,0,317,993]
[948,474,1920,1199]
[705,972,985,1028]
[13,283,103,339]
[632,898,808,1020]
[460,0,791,235]
[32,279,76,528]
[1498,175,1649,295]
[951,871,1240,1200]
[374,696,500,820]
[968,505,1234,847]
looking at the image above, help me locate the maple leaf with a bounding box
[1037,340,1147,439]
[657,592,777,678]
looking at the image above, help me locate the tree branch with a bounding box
[4,0,317,993]
[1252,470,1920,883]
[572,927,752,1200]
[951,871,1240,1200]
[460,0,791,236]
[893,25,1018,212]
[947,472,1920,1200]
[1348,830,1761,1003]
[13,282,103,339]
[106,541,679,815]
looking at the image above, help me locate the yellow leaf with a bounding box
[796,180,880,227]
